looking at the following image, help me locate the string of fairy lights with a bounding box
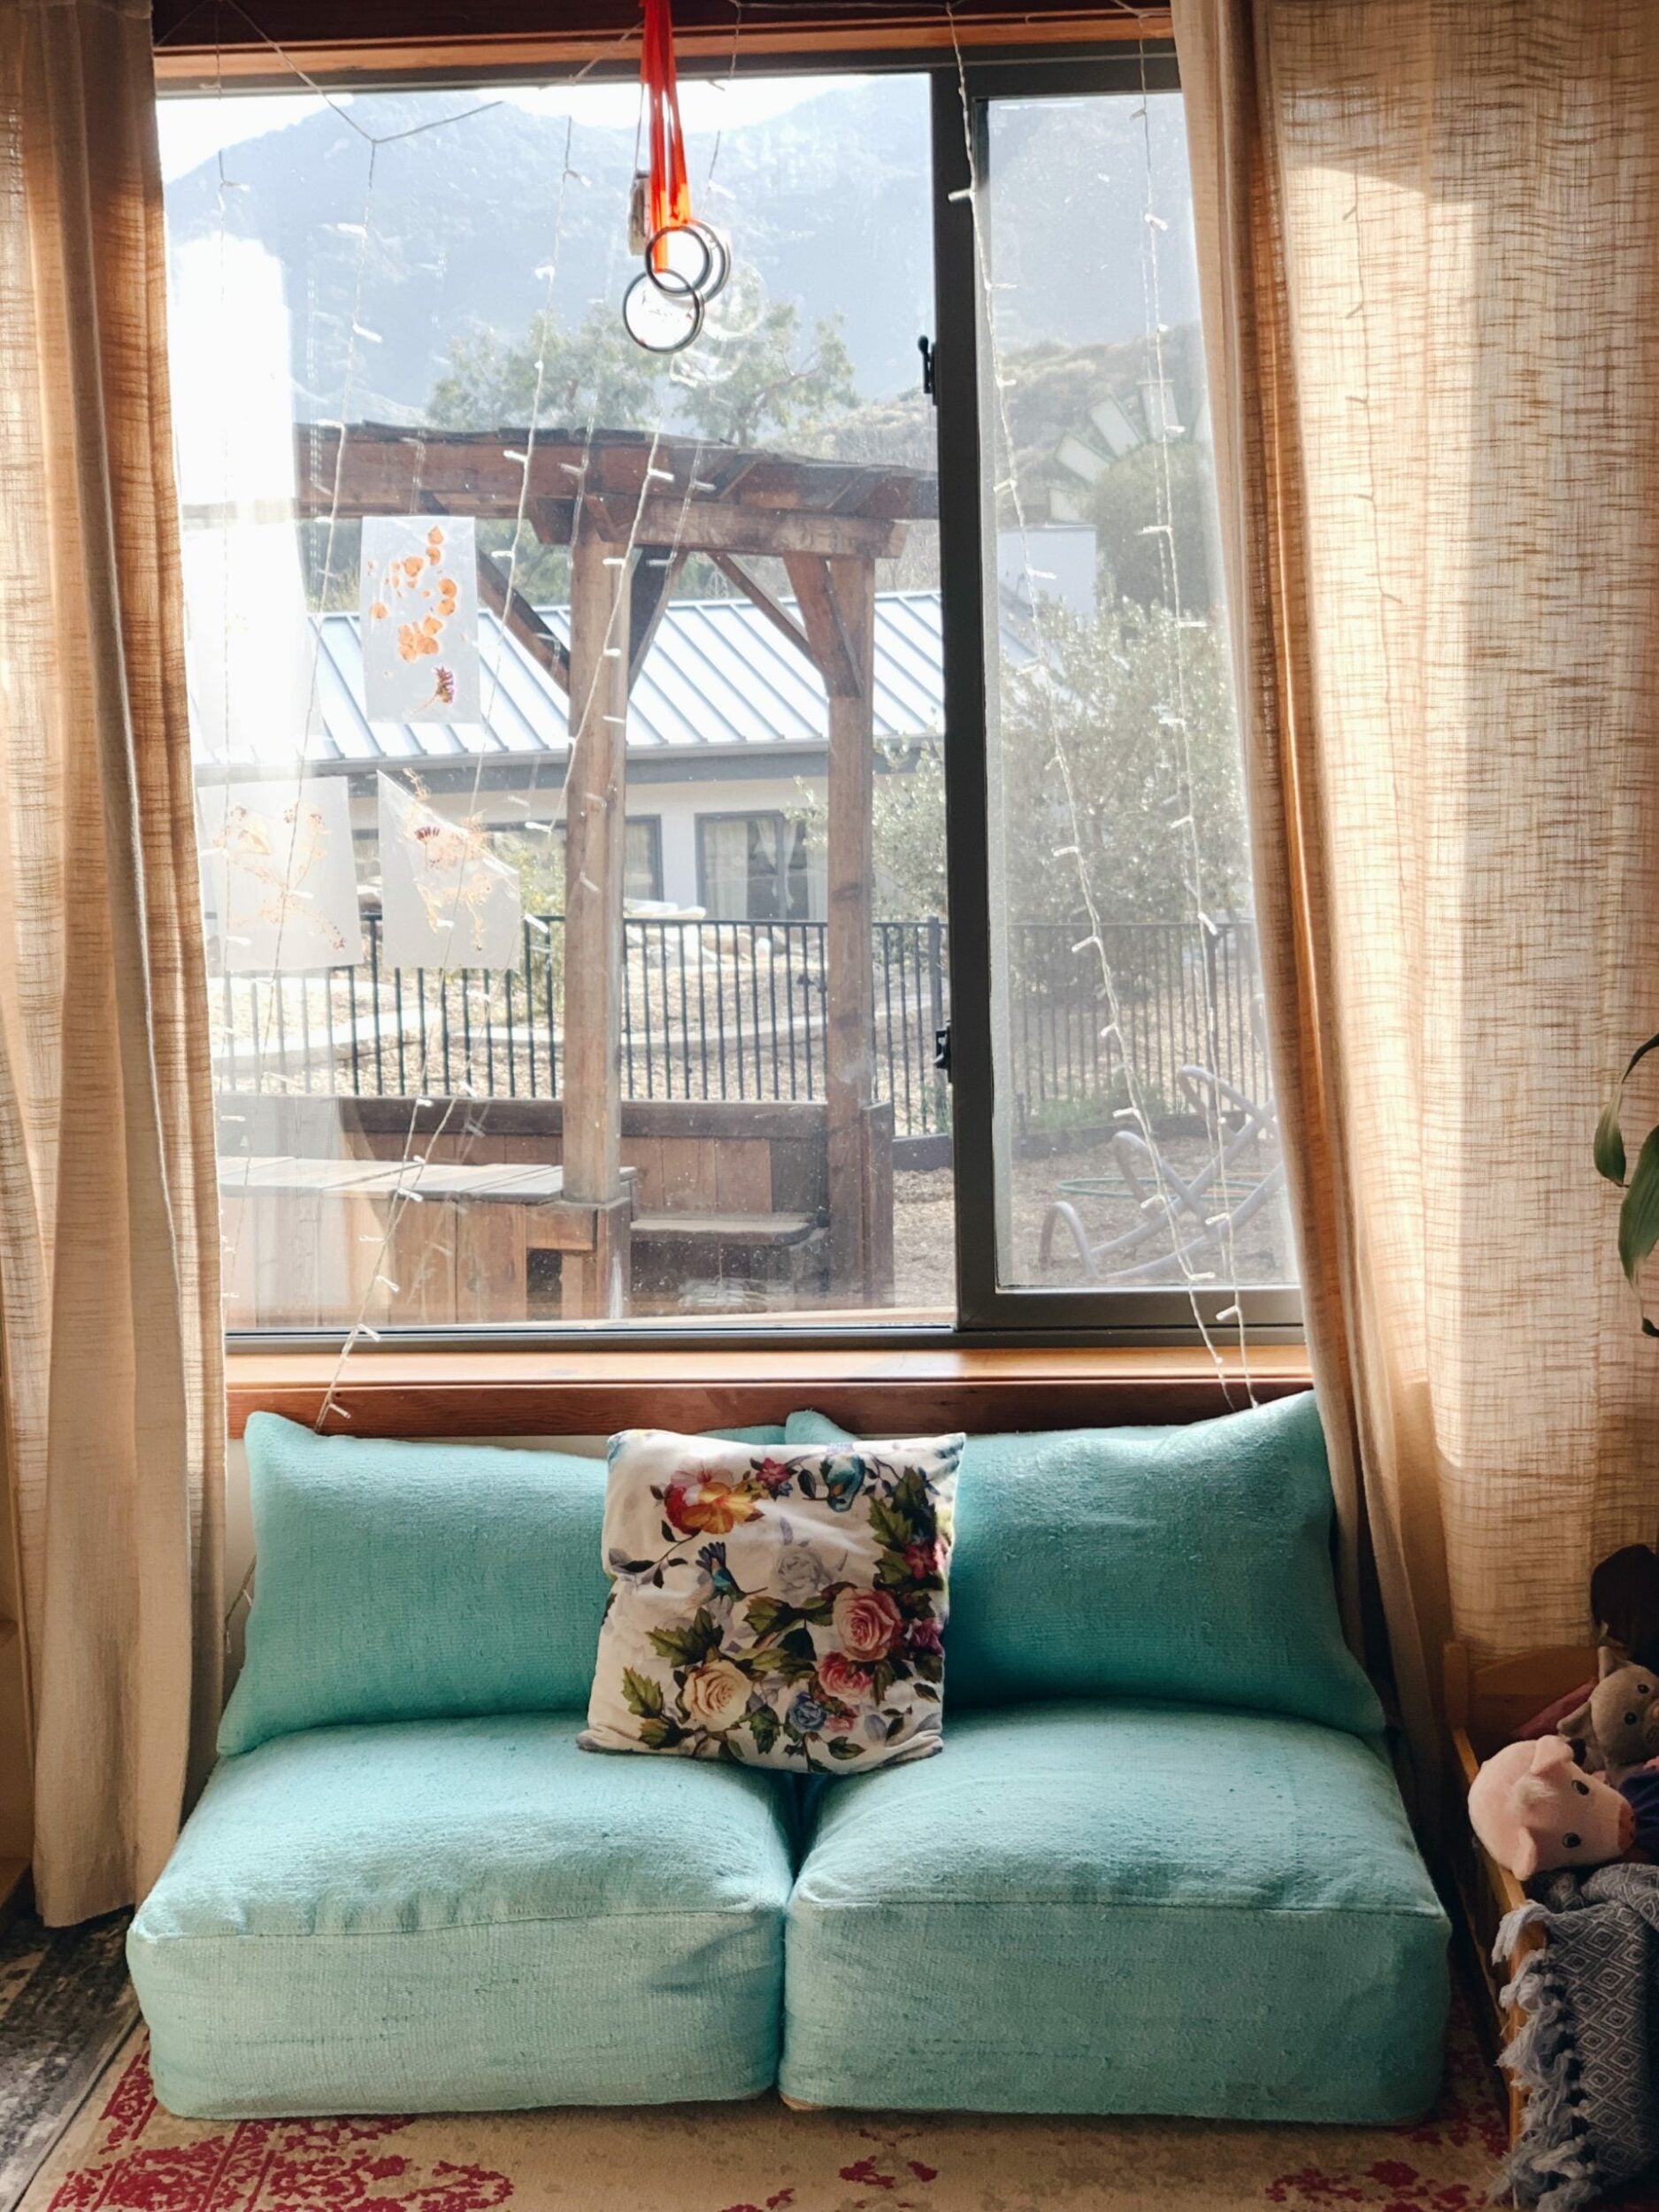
[184,0,1261,1506]
[942,0,1257,1402]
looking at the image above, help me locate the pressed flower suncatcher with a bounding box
[581,1429,964,1772]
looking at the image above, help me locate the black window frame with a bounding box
[932,53,1301,1342]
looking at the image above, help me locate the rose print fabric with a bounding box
[580,1429,964,1772]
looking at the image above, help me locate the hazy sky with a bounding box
[156,77,859,183]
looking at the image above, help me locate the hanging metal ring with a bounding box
[645,222,714,299]
[623,266,705,353]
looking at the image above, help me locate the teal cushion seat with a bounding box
[782,1701,1448,2121]
[784,1395,1382,1736]
[129,1716,794,2117]
[222,1417,784,1755]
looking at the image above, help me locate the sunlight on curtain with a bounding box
[1174,0,1659,1775]
[0,0,223,1921]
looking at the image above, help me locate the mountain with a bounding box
[160,75,1201,429]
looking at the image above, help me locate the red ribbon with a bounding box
[641,0,692,265]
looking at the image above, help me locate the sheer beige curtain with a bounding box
[1171,0,1659,1777]
[0,0,223,1923]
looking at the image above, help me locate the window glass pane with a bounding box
[161,71,950,1332]
[975,88,1296,1294]
[538,819,664,906]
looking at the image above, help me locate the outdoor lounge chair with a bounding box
[1037,1065,1286,1286]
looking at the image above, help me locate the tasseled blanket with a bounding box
[1496,1863,1659,2208]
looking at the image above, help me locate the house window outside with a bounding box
[534,818,664,907]
[158,47,1294,1341]
[696,814,810,923]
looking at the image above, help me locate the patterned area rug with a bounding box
[19,1998,1520,2212]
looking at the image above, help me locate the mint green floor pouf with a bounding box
[129,1715,794,2117]
[782,1701,1448,2121]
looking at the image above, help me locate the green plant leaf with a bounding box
[1598,1032,1659,1184]
[744,1596,796,1643]
[620,1667,665,1719]
[1618,1126,1659,1286]
[645,1609,725,1669]
[867,1496,911,1553]
[826,1738,864,1760]
[1596,1099,1628,1186]
[746,1706,781,1755]
[685,1606,725,1662]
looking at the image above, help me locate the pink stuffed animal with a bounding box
[1469,1734,1634,1879]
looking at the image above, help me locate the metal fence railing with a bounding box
[1009,919,1269,1132]
[211,912,1264,1141]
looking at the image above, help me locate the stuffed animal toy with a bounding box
[1468,1734,1634,1879]
[1559,1662,1659,1781]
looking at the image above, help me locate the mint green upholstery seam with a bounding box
[134,1906,780,1943]
[791,1898,1446,1920]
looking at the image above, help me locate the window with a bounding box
[933,58,1297,1335]
[697,813,810,923]
[160,42,1293,1342]
[533,819,664,907]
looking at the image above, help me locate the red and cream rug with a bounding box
[21,2002,1517,2212]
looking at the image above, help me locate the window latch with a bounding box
[933,1022,951,1079]
[918,334,937,404]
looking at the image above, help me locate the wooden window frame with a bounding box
[152,6,1175,92]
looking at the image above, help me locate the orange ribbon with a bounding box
[641,0,692,267]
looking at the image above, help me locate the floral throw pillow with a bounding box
[580,1428,964,1773]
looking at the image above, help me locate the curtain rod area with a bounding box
[152,4,1173,88]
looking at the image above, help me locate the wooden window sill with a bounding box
[225,1341,1313,1439]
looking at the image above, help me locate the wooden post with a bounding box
[787,553,879,1303]
[558,526,633,1319]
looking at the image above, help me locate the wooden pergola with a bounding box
[296,424,939,1319]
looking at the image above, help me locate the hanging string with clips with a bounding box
[622,0,733,352]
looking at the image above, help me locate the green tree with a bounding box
[796,738,949,922]
[871,740,949,919]
[428,301,666,433]
[1082,438,1220,613]
[801,605,1243,932]
[996,599,1247,929]
[427,297,859,456]
[677,302,857,449]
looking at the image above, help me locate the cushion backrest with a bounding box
[220,1416,783,1755]
[784,1393,1381,1737]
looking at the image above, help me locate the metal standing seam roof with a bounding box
[203,588,1029,772]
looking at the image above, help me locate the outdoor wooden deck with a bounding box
[218,1150,828,1327]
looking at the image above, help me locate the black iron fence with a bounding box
[1010,919,1269,1132]
[211,913,1264,1140]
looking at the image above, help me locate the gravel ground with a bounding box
[618,1132,1294,1321]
